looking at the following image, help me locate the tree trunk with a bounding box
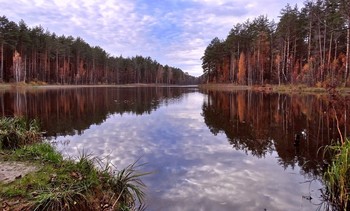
[292,38,296,84]
[24,55,27,82]
[286,36,290,82]
[56,50,59,83]
[318,21,323,81]
[0,42,3,81]
[282,41,286,83]
[346,18,350,84]
[47,49,50,83]
[230,53,235,83]
[278,55,281,86]
[33,50,37,80]
[308,19,312,63]
[247,53,252,86]
[323,20,327,80]
[104,61,108,84]
[44,50,47,82]
[258,36,262,85]
[91,58,95,84]
[327,32,333,74]
[76,53,79,85]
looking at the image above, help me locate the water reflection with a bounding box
[1,87,348,210]
[0,87,192,137]
[201,90,349,179]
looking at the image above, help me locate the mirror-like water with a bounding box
[1,87,349,210]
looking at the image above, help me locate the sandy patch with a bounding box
[0,161,39,184]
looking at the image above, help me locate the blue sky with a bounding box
[1,0,304,76]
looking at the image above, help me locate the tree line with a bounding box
[201,0,350,87]
[0,16,197,85]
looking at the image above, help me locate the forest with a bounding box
[201,0,350,87]
[0,16,197,85]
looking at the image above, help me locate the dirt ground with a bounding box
[0,161,39,184]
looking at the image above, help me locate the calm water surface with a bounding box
[1,87,349,210]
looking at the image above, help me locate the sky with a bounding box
[1,0,304,77]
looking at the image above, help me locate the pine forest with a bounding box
[0,16,197,85]
[201,0,350,87]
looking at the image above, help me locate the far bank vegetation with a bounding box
[201,0,350,88]
[0,17,197,85]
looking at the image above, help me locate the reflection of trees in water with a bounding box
[0,87,193,137]
[201,90,350,178]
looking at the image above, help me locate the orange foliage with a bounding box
[302,63,309,73]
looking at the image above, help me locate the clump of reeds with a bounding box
[0,117,42,149]
[102,160,149,210]
[323,139,350,210]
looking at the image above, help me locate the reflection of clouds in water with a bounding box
[160,152,321,211]
[55,92,322,210]
[57,114,160,168]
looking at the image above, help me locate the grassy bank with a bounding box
[0,117,148,211]
[199,83,350,95]
[324,139,350,210]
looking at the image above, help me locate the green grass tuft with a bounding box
[0,117,42,149]
[33,184,88,211]
[105,160,151,208]
[324,139,350,210]
[13,143,63,164]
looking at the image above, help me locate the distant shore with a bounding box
[199,83,350,94]
[0,82,198,90]
[198,83,251,91]
[3,82,350,94]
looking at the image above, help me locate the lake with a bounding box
[1,86,348,210]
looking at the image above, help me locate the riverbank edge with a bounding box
[0,117,147,211]
[199,83,350,94]
[0,82,198,90]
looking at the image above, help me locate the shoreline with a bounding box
[0,82,198,90]
[2,82,350,95]
[199,83,350,94]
